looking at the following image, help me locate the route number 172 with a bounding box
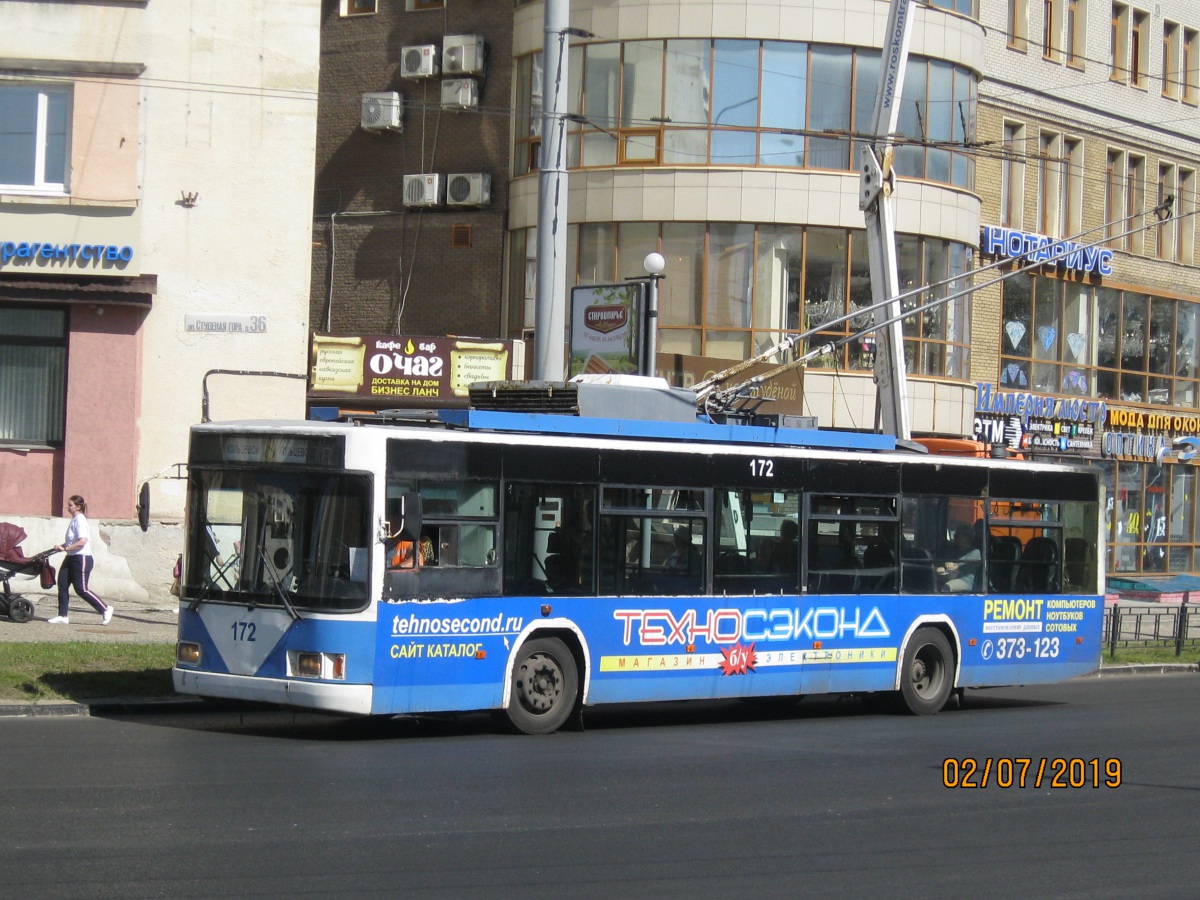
[750,459,775,478]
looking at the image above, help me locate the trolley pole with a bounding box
[534,0,571,381]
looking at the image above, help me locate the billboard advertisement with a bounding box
[309,333,525,408]
[568,283,645,377]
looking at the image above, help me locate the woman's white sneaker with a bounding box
[101,606,114,625]
[47,616,69,624]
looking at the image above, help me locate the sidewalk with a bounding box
[0,596,189,718]
[0,596,179,644]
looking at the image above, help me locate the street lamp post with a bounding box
[641,252,665,377]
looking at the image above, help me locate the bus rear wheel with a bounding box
[899,627,953,715]
[505,638,579,735]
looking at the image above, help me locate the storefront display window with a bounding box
[1002,275,1200,410]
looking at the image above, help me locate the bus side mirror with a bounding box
[137,482,151,532]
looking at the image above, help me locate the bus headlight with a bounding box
[290,652,346,680]
[176,642,201,665]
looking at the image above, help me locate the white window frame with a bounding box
[1062,137,1082,237]
[1037,130,1063,237]
[1001,121,1026,228]
[1009,0,1029,52]
[1127,153,1146,254]
[1157,162,1177,261]
[1163,21,1181,100]
[339,0,377,15]
[0,84,70,195]
[1106,148,1126,247]
[1178,168,1196,265]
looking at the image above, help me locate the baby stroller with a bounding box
[0,522,58,624]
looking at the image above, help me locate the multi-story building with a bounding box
[312,0,513,339]
[317,0,1200,580]
[976,0,1200,577]
[316,0,982,433]
[0,1,320,600]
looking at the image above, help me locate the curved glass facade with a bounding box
[511,223,972,376]
[514,40,978,187]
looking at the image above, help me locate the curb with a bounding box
[2,665,1195,717]
[1095,663,1198,676]
[0,701,89,718]
[0,697,203,719]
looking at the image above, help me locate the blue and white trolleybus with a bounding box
[173,378,1105,733]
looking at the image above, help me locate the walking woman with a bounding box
[47,495,114,625]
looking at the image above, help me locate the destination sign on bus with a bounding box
[189,433,344,468]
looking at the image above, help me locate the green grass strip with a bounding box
[0,642,175,702]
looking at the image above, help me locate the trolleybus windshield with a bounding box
[185,468,371,612]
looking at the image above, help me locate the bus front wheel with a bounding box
[505,638,579,735]
[899,627,953,715]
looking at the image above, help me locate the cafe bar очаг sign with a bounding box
[309,333,525,409]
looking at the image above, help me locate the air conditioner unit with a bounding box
[441,78,479,110]
[446,173,491,207]
[403,173,443,207]
[401,44,439,78]
[360,92,403,132]
[443,34,485,76]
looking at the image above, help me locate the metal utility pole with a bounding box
[534,0,570,381]
[859,0,914,440]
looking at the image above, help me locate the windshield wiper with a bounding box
[257,544,302,621]
[187,580,214,612]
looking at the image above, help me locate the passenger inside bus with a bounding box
[664,526,700,574]
[776,519,798,574]
[938,523,981,591]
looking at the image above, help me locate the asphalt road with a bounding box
[0,675,1196,898]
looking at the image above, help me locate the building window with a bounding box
[1127,154,1146,253]
[512,223,971,377]
[925,0,976,16]
[1062,138,1082,237]
[1179,168,1197,265]
[1163,21,1181,99]
[339,0,377,15]
[1001,121,1026,228]
[1065,0,1085,68]
[1037,131,1062,236]
[1009,0,1029,51]
[514,40,978,189]
[1184,28,1199,105]
[1157,163,1177,261]
[1042,0,1062,61]
[1001,278,1200,409]
[1110,3,1129,82]
[1106,148,1125,247]
[0,305,67,445]
[0,85,69,193]
[1130,9,1149,88]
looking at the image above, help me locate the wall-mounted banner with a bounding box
[980,225,1113,277]
[309,333,525,408]
[0,240,134,270]
[569,283,645,377]
[1102,407,1200,463]
[974,382,1099,454]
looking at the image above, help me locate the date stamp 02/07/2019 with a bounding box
[942,758,1122,789]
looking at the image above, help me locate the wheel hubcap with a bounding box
[912,647,941,698]
[517,652,563,713]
